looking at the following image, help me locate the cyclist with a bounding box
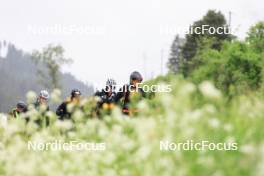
[34,90,50,111]
[56,89,81,120]
[10,101,28,118]
[34,90,50,126]
[115,71,145,116]
[94,78,117,115]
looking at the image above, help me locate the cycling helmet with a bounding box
[17,101,27,111]
[106,78,116,87]
[39,90,49,100]
[130,71,143,82]
[71,89,81,97]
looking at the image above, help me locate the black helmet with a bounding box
[71,89,81,97]
[130,71,143,82]
[16,101,27,112]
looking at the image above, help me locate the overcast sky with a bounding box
[0,0,263,87]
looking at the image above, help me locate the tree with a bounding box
[32,44,72,89]
[167,35,185,73]
[191,41,262,96]
[180,10,233,76]
[246,21,264,53]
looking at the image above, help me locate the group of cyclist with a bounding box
[10,71,146,121]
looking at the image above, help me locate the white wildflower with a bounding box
[0,113,7,128]
[208,118,220,129]
[39,104,48,113]
[103,152,116,165]
[212,170,224,176]
[181,82,196,95]
[98,126,109,138]
[112,125,123,134]
[160,94,173,107]
[223,123,233,132]
[51,89,61,103]
[197,155,214,167]
[112,107,123,120]
[189,110,202,121]
[203,104,217,114]
[199,81,221,99]
[240,144,255,155]
[26,91,37,104]
[80,98,88,107]
[25,109,39,121]
[257,143,264,176]
[225,136,236,144]
[136,146,151,160]
[54,120,73,131]
[184,127,195,138]
[122,139,135,151]
[103,169,116,176]
[72,110,84,122]
[46,111,56,121]
[137,100,149,111]
[66,103,74,113]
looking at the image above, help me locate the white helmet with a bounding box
[106,78,116,87]
[39,90,49,100]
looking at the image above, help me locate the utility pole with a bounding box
[160,49,164,75]
[143,52,147,80]
[228,11,232,27]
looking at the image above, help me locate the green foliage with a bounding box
[167,35,185,74]
[179,10,232,76]
[191,41,262,96]
[32,44,72,89]
[1,77,264,175]
[168,16,264,97]
[246,21,264,53]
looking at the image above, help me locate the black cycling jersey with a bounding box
[114,84,145,112]
[56,101,71,120]
[94,89,116,108]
